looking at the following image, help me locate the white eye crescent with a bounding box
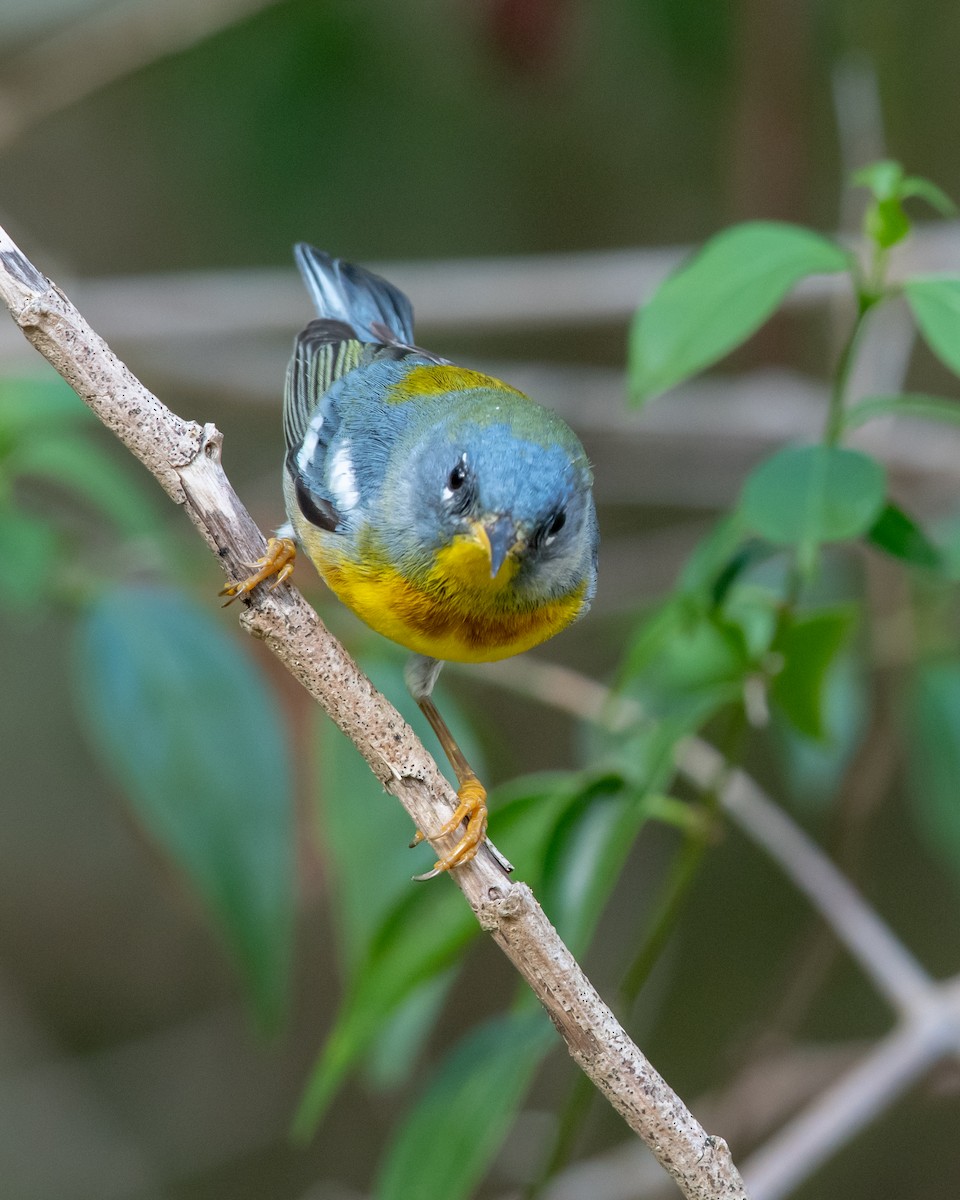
[543,509,567,546]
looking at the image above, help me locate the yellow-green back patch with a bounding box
[387,364,527,403]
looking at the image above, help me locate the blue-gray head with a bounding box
[382,388,598,610]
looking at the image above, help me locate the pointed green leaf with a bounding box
[844,392,960,431]
[622,597,750,696]
[676,512,749,599]
[629,222,849,402]
[867,503,942,571]
[906,662,960,885]
[770,606,857,740]
[852,160,905,202]
[375,1013,554,1200]
[901,176,957,216]
[542,774,663,957]
[293,882,477,1139]
[772,653,867,813]
[364,972,455,1091]
[722,582,781,660]
[905,277,960,378]
[73,586,295,1030]
[741,445,886,547]
[866,197,910,250]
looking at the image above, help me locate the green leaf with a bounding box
[770,606,857,740]
[364,973,455,1091]
[772,652,867,813]
[906,662,960,886]
[375,1012,554,1200]
[722,582,781,660]
[851,161,954,220]
[900,176,957,217]
[676,512,749,599]
[867,503,942,571]
[844,392,960,431]
[294,772,576,1137]
[622,598,749,697]
[741,445,886,549]
[905,277,960,378]
[12,434,163,538]
[294,882,478,1139]
[73,586,295,1031]
[628,222,850,402]
[866,197,910,250]
[541,775,653,956]
[0,506,59,608]
[852,160,905,202]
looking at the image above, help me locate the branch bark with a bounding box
[0,225,748,1200]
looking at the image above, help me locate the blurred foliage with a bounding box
[6,0,960,1191]
[10,159,960,1190]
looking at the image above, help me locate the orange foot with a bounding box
[411,775,488,880]
[220,537,297,606]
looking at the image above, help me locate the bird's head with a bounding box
[390,390,598,606]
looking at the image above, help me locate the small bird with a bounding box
[224,245,598,877]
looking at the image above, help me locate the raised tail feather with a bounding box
[294,244,415,346]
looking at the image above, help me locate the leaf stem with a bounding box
[619,819,711,1005]
[823,300,872,447]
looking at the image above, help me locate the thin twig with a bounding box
[473,658,932,1018]
[0,225,748,1200]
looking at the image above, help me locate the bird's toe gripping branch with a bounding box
[220,536,297,605]
[410,773,489,881]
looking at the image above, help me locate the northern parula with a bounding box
[224,245,598,876]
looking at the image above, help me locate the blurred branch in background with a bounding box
[1,223,957,361]
[0,0,285,151]
[483,658,960,1200]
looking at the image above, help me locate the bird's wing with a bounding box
[283,319,365,457]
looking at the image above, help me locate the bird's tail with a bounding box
[294,244,415,346]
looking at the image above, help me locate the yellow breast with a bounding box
[300,526,586,663]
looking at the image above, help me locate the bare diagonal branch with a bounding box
[0,224,748,1200]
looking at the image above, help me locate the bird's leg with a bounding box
[410,691,490,880]
[220,537,297,605]
[404,654,506,879]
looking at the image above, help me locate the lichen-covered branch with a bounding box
[0,223,748,1200]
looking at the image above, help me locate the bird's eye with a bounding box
[547,510,566,537]
[443,455,469,503]
[540,509,567,547]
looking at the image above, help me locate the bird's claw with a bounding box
[412,775,488,880]
[220,537,297,606]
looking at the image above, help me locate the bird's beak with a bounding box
[481,513,520,578]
